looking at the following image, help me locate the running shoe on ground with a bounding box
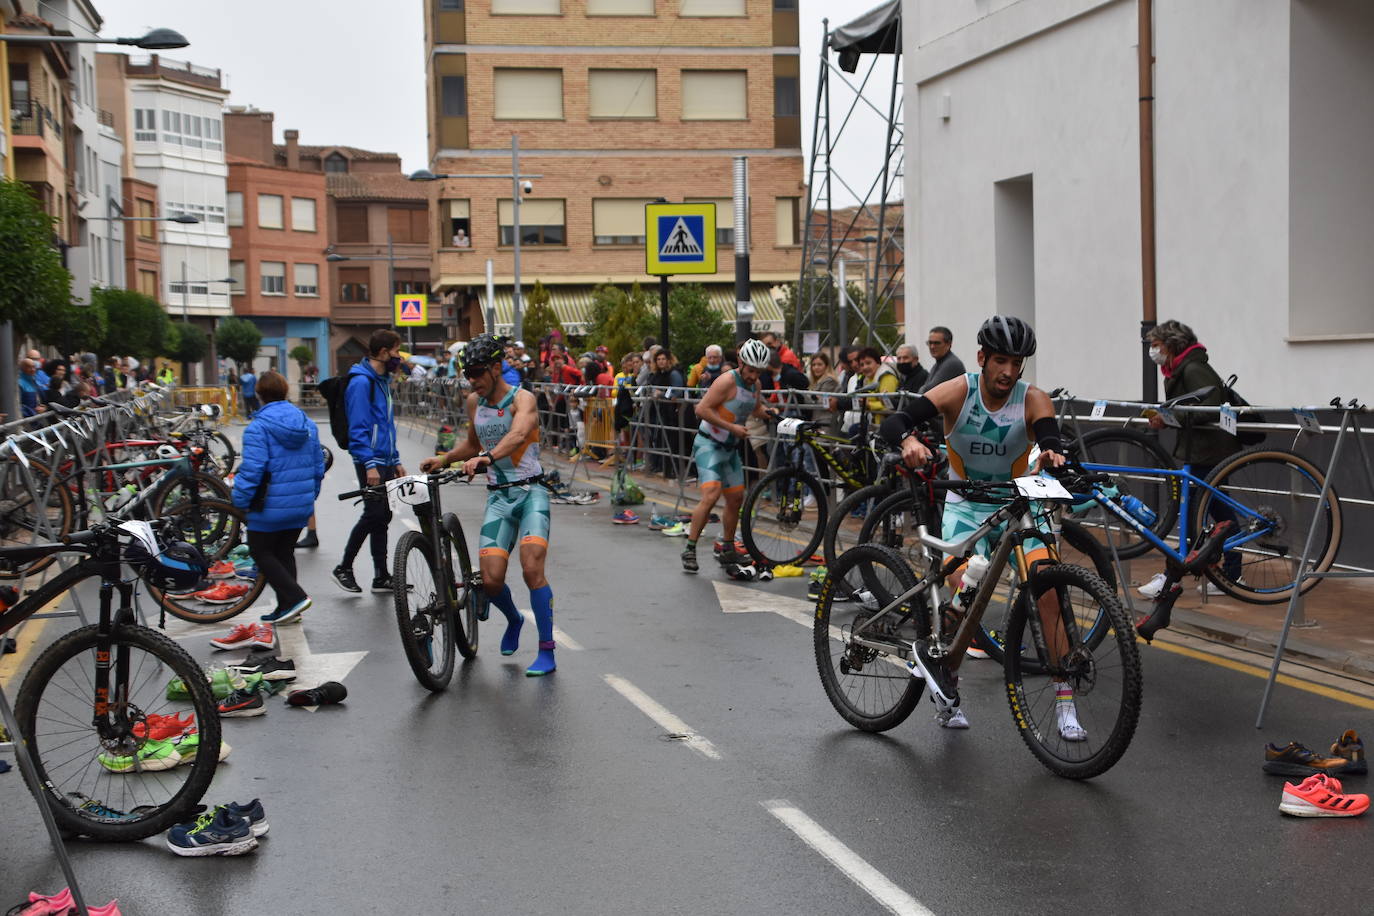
[965,645,991,660]
[1138,572,1167,599]
[612,510,640,525]
[647,514,676,530]
[370,574,395,593]
[285,681,348,707]
[332,565,362,593]
[252,656,297,682]
[681,547,698,574]
[251,622,275,650]
[166,667,245,701]
[714,542,747,566]
[661,522,688,537]
[98,738,181,773]
[235,566,258,582]
[166,807,259,857]
[132,712,196,741]
[192,582,250,604]
[228,544,251,561]
[23,888,122,916]
[171,732,231,765]
[260,597,310,626]
[206,560,236,579]
[808,580,823,600]
[1202,577,1243,597]
[223,799,269,836]
[218,687,266,718]
[209,622,260,651]
[1279,774,1369,818]
[1331,729,1367,775]
[1264,741,1352,776]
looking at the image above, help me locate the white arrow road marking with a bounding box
[602,674,721,760]
[763,800,934,916]
[712,581,910,672]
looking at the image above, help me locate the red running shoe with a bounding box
[132,712,196,741]
[251,622,275,650]
[206,560,237,579]
[209,622,260,650]
[192,583,250,604]
[1280,773,1370,817]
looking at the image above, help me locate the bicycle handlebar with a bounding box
[337,468,467,502]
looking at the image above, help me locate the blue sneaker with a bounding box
[166,807,259,857]
[222,798,269,837]
[260,597,309,625]
[236,565,258,581]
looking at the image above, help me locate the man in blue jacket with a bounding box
[231,370,326,625]
[333,328,406,594]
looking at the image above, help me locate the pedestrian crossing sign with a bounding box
[645,202,717,275]
[394,294,427,326]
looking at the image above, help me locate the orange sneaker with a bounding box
[192,583,250,604]
[209,622,260,650]
[207,560,237,579]
[1280,773,1369,818]
[132,712,196,741]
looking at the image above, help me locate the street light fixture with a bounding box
[0,28,189,48]
[408,136,543,340]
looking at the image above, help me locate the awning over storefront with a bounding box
[479,284,785,337]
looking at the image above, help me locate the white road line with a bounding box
[762,801,934,916]
[514,609,585,650]
[602,674,721,760]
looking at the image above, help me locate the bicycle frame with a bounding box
[1076,461,1296,563]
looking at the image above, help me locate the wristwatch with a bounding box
[477,450,493,463]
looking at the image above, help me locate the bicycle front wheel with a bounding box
[814,544,926,732]
[394,530,458,690]
[14,622,222,841]
[1003,564,1141,779]
[1193,447,1341,603]
[740,467,828,566]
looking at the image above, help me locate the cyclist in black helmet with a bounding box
[879,316,1084,738]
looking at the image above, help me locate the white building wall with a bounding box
[902,0,1374,406]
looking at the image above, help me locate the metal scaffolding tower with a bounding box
[792,0,904,354]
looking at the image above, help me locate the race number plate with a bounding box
[386,475,432,510]
[1014,475,1074,502]
[776,418,805,440]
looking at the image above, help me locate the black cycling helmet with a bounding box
[976,315,1037,358]
[125,538,209,591]
[461,334,508,372]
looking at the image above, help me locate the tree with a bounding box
[167,321,209,381]
[95,288,168,359]
[667,282,731,366]
[288,344,314,370]
[520,280,563,344]
[215,317,262,369]
[585,283,654,363]
[0,179,70,333]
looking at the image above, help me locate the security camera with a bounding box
[521,180,534,195]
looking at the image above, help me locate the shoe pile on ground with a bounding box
[96,711,231,774]
[611,510,639,525]
[166,799,268,857]
[12,887,121,914]
[1267,731,1367,818]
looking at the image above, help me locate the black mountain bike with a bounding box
[339,471,482,690]
[0,522,221,840]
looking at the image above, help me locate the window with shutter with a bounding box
[337,205,369,243]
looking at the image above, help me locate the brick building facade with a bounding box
[422,0,805,347]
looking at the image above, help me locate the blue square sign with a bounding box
[656,214,706,263]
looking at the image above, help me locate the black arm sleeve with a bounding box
[1032,416,1063,453]
[879,395,940,447]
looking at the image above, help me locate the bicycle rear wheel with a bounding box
[149,499,263,623]
[1003,564,1141,779]
[14,622,222,841]
[151,471,232,516]
[443,512,479,659]
[394,530,458,690]
[1193,447,1341,603]
[0,455,73,579]
[740,467,828,566]
[205,431,238,476]
[825,481,896,570]
[814,544,926,732]
[1070,428,1179,559]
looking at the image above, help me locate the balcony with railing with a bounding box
[11,99,62,141]
[124,54,224,90]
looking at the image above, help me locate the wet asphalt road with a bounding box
[3,422,1372,915]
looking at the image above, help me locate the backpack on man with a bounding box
[318,372,383,451]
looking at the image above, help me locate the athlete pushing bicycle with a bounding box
[879,315,1083,737]
[420,334,557,677]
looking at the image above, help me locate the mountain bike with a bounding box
[339,470,482,690]
[814,470,1141,779]
[154,404,237,476]
[740,413,887,566]
[0,521,222,840]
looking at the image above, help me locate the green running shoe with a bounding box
[171,732,232,766]
[98,737,182,773]
[661,523,688,537]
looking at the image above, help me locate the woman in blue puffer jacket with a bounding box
[232,370,326,626]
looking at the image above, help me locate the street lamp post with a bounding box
[409,135,542,340]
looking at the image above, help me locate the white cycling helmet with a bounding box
[738,339,771,370]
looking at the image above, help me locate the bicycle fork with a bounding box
[93,579,139,749]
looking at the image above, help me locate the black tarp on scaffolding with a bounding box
[830,0,900,71]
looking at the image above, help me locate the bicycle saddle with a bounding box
[1158,385,1216,410]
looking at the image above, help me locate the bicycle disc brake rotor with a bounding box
[1060,646,1098,696]
[1252,504,1289,552]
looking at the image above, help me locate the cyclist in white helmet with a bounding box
[681,339,776,573]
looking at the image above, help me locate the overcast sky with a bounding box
[94,0,895,206]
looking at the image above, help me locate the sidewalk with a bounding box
[545,448,1374,682]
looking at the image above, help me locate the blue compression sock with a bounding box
[526,585,556,676]
[490,585,523,655]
